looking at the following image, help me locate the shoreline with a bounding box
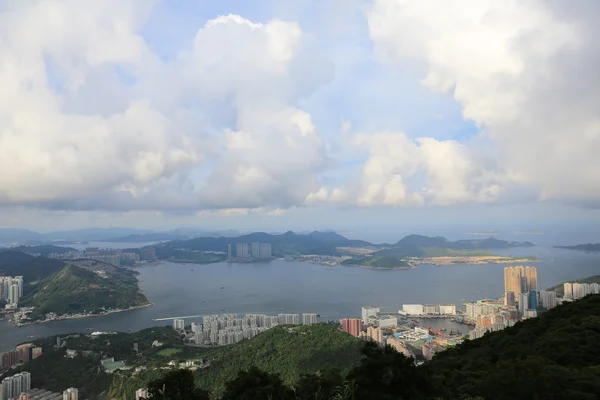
[15,302,154,327]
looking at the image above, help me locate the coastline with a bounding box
[15,302,154,327]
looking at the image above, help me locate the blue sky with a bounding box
[0,0,598,232]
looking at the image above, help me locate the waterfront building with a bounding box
[227,244,232,261]
[369,315,397,328]
[140,247,156,260]
[16,344,35,363]
[236,243,249,258]
[341,318,362,337]
[259,243,272,258]
[423,304,439,315]
[439,304,456,315]
[135,389,148,400]
[361,306,380,323]
[504,291,515,307]
[366,326,383,344]
[173,319,185,331]
[252,242,260,258]
[302,313,318,325]
[401,304,423,316]
[518,293,529,314]
[62,388,78,400]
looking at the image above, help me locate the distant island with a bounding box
[554,243,600,252]
[0,251,150,324]
[151,232,536,269]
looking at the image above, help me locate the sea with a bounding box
[1,230,599,349]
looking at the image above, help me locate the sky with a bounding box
[0,0,599,233]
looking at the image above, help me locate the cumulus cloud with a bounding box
[367,0,600,206]
[0,3,332,212]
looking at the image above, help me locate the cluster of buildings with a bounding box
[174,312,318,346]
[44,247,157,267]
[399,304,457,316]
[342,306,463,361]
[467,266,543,340]
[0,344,43,371]
[227,243,272,261]
[563,282,600,299]
[0,276,23,307]
[0,372,78,400]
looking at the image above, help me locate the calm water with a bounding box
[1,243,599,349]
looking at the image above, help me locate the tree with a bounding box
[220,367,291,400]
[147,369,209,400]
[348,342,430,400]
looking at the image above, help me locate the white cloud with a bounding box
[367,0,600,206]
[0,3,332,211]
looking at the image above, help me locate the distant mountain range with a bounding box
[155,231,534,260]
[0,227,243,245]
[555,243,600,252]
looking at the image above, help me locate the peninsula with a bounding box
[0,250,150,324]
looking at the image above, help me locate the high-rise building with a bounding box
[302,313,318,325]
[277,314,300,325]
[173,319,185,331]
[135,389,148,400]
[16,344,35,363]
[1,372,31,400]
[539,290,557,309]
[439,304,456,315]
[236,243,249,258]
[366,326,383,344]
[259,243,272,258]
[504,266,537,296]
[518,293,529,314]
[529,290,538,310]
[8,283,20,305]
[341,318,362,337]
[361,306,380,323]
[251,242,260,258]
[504,291,515,306]
[63,388,78,400]
[140,247,156,260]
[227,244,232,261]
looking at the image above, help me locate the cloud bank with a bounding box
[0,0,598,215]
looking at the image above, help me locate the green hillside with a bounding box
[20,264,149,321]
[109,323,364,398]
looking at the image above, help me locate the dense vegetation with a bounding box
[555,243,600,252]
[8,295,600,399]
[20,264,149,321]
[110,323,364,398]
[10,245,77,256]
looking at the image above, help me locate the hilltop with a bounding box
[0,250,149,322]
[19,264,149,322]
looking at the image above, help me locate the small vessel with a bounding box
[221,286,224,289]
[202,300,207,303]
